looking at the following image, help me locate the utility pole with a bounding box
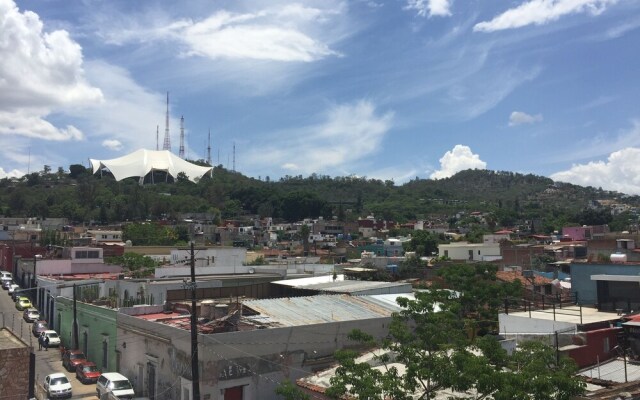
[189,242,201,400]
[73,283,79,349]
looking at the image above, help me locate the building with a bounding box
[116,294,412,399]
[438,242,501,262]
[0,328,32,400]
[570,261,640,312]
[499,306,621,368]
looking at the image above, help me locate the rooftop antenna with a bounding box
[163,92,171,152]
[156,125,159,151]
[206,128,212,166]
[179,116,185,159]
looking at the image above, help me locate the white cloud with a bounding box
[0,167,25,179]
[100,5,342,63]
[474,0,617,32]
[243,100,393,176]
[509,111,543,126]
[66,60,176,152]
[551,147,640,195]
[102,139,123,151]
[405,0,452,17]
[430,145,487,179]
[0,0,103,140]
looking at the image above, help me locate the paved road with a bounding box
[0,285,97,399]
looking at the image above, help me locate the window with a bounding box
[75,250,100,259]
[102,338,109,370]
[444,250,448,258]
[82,329,89,357]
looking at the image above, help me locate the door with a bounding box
[224,386,243,400]
[147,362,156,400]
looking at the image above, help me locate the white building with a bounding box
[438,242,501,262]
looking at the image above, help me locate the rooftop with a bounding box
[0,328,28,350]
[505,306,620,325]
[272,275,412,294]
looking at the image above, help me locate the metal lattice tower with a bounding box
[163,92,171,151]
[233,142,236,171]
[179,116,185,159]
[156,125,159,151]
[206,128,212,165]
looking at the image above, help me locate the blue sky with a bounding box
[2,0,640,193]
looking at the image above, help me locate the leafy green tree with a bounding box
[327,289,585,400]
[274,380,310,400]
[68,164,88,179]
[436,263,522,335]
[300,224,311,256]
[108,252,157,278]
[403,230,440,256]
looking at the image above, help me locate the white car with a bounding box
[8,284,20,294]
[0,271,12,286]
[44,372,72,399]
[43,330,61,347]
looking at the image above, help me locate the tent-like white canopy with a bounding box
[90,149,212,183]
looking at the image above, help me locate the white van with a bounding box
[1,271,12,284]
[97,372,135,399]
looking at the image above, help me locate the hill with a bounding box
[0,166,638,233]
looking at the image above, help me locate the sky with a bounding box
[2,0,640,194]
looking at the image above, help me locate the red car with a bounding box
[62,349,87,372]
[75,361,101,384]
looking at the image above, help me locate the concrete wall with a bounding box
[499,314,576,335]
[565,327,620,368]
[102,278,224,306]
[117,312,393,400]
[570,263,640,305]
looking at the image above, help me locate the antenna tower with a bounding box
[156,125,159,151]
[233,142,236,172]
[206,128,212,165]
[179,116,185,159]
[163,92,171,151]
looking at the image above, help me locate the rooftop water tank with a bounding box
[611,253,627,263]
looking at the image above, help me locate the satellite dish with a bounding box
[248,268,255,274]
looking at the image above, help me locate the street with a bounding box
[0,286,97,399]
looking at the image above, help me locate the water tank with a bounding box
[610,253,627,263]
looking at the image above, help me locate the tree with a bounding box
[108,252,157,278]
[274,380,310,400]
[327,290,585,400]
[300,224,311,256]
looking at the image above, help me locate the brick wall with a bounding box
[0,344,31,399]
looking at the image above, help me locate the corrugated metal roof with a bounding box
[242,295,400,326]
[359,293,415,311]
[272,274,345,287]
[275,278,411,294]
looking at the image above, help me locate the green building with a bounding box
[56,297,118,372]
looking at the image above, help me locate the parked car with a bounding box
[76,361,101,384]
[8,283,20,294]
[11,288,24,301]
[0,271,12,286]
[62,349,87,372]
[43,330,61,347]
[2,279,12,290]
[96,372,135,399]
[23,307,40,323]
[32,320,48,337]
[15,296,32,311]
[44,372,72,399]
